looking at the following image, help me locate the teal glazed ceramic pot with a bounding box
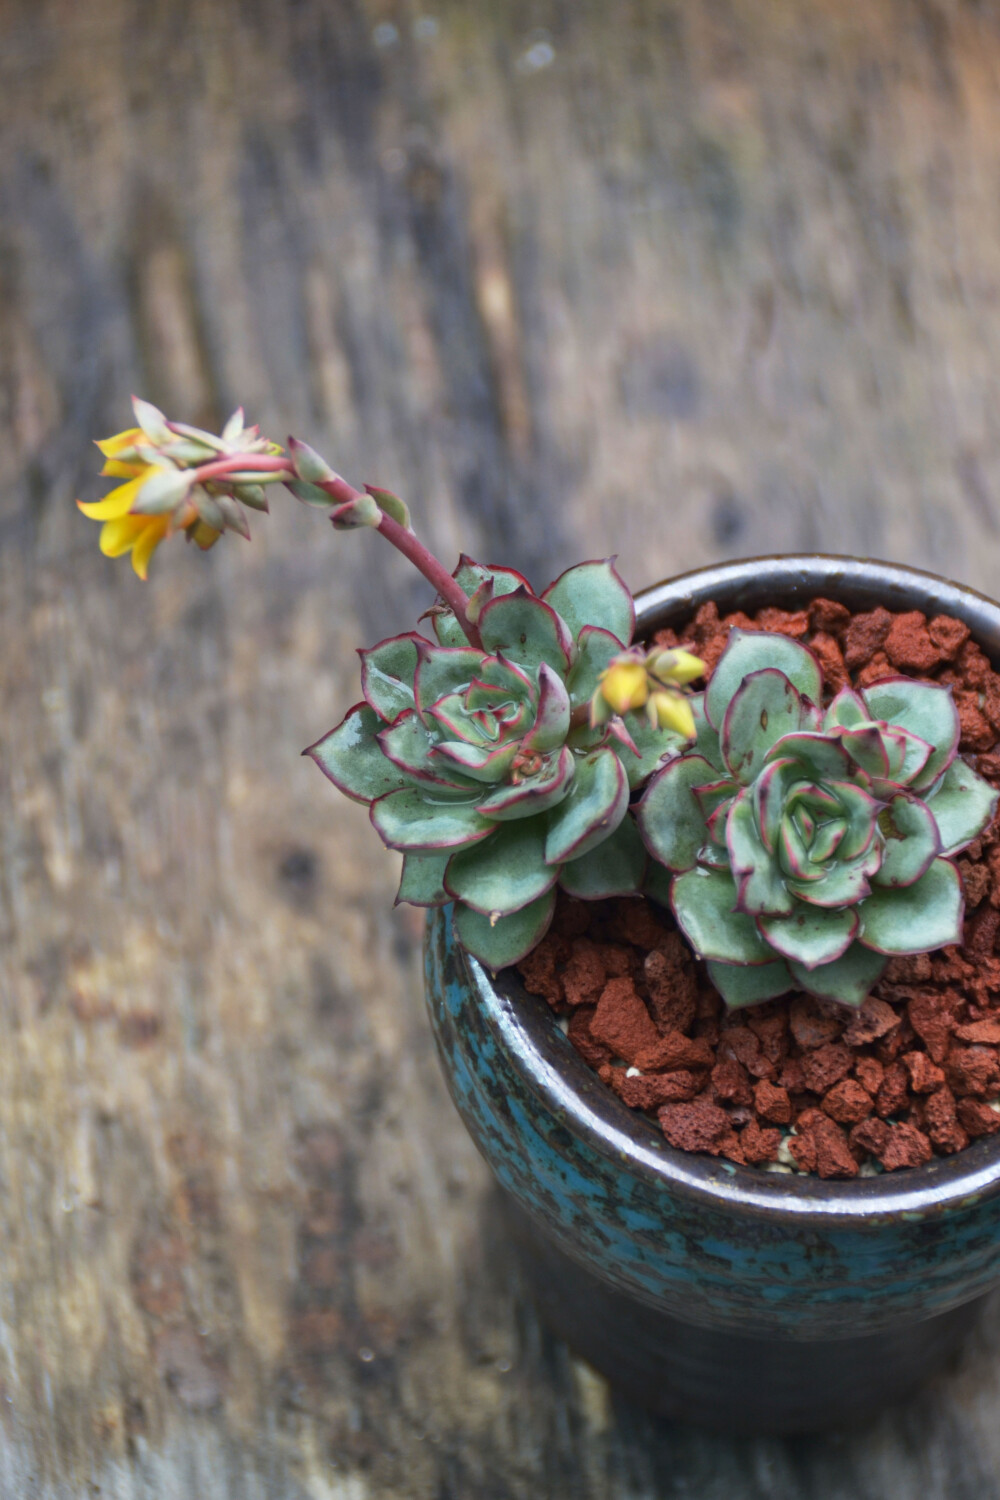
[423,557,1000,1435]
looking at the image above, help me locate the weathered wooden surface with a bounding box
[5,0,1000,1493]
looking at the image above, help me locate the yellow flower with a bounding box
[77,425,221,579]
[598,659,649,715]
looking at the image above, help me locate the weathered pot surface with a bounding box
[423,556,1000,1434]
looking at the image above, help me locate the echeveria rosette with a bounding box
[307,560,689,969]
[638,629,998,1009]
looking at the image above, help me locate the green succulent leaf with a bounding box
[541,559,634,647]
[432,559,532,647]
[476,746,575,819]
[520,663,571,752]
[862,678,960,790]
[872,792,941,889]
[643,859,675,911]
[370,787,493,850]
[478,590,574,675]
[414,645,487,721]
[721,669,806,785]
[758,904,858,968]
[824,686,869,731]
[727,792,795,916]
[672,867,775,964]
[454,889,557,970]
[764,731,852,782]
[689,694,724,775]
[359,634,421,720]
[925,757,999,855]
[544,747,629,864]
[858,857,964,954]
[881,726,932,785]
[434,739,520,784]
[706,630,823,731]
[637,755,720,872]
[707,959,794,1009]
[396,851,451,907]
[788,943,888,1008]
[445,820,556,915]
[306,704,409,804]
[379,709,472,787]
[559,814,648,898]
[619,714,686,790]
[566,626,625,707]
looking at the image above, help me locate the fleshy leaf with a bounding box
[765,732,852,782]
[787,859,873,908]
[396,852,451,907]
[862,678,960,791]
[305,704,410,804]
[544,748,629,864]
[454,889,556,970]
[445,821,556,915]
[758,905,858,968]
[379,711,476,788]
[541,559,634,646]
[618,713,685,789]
[370,788,493,850]
[706,630,823,731]
[434,559,532,647]
[414,645,485,720]
[789,944,888,1008]
[566,625,625,707]
[359,634,422,721]
[433,739,519,783]
[925,758,999,855]
[824,686,869,731]
[558,815,648,898]
[671,868,775,964]
[720,669,805,785]
[637,755,719,872]
[858,857,963,954]
[707,960,794,1009]
[690,693,724,773]
[520,663,571,752]
[727,792,795,917]
[476,746,574,819]
[872,792,941,889]
[478,589,574,675]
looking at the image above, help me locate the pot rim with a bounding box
[453,553,1000,1226]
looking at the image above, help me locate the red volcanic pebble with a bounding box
[514,598,1000,1176]
[822,1079,874,1125]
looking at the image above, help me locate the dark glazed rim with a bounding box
[456,555,1000,1225]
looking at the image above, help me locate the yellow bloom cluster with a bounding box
[592,646,705,740]
[77,427,220,579]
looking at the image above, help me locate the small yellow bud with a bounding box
[648,689,696,740]
[598,659,649,714]
[647,647,706,687]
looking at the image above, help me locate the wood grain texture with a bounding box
[3,0,1000,1493]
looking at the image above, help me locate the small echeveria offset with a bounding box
[638,629,998,1009]
[307,559,696,969]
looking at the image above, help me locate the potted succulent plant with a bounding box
[80,401,1000,1433]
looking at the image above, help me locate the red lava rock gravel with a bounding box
[515,598,1000,1178]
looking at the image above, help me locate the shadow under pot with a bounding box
[423,554,1000,1436]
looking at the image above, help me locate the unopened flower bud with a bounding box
[646,647,705,687]
[648,689,696,740]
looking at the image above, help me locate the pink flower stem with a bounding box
[191,453,483,650]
